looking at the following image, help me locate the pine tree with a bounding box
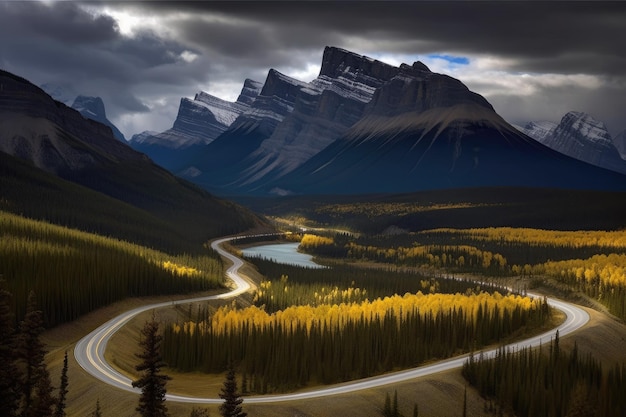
[0,279,20,417]
[15,291,55,417]
[132,316,171,417]
[54,351,69,417]
[219,363,246,417]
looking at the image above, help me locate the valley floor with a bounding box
[40,251,626,417]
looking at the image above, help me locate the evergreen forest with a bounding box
[463,334,626,417]
[0,211,224,327]
[162,251,552,393]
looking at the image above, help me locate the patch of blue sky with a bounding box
[427,54,470,65]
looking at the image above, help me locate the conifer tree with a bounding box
[219,363,246,417]
[54,351,69,417]
[132,316,170,417]
[0,279,20,417]
[15,291,55,417]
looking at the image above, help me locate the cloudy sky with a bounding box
[1,1,624,139]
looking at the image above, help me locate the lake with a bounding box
[241,242,324,269]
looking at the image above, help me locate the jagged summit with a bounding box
[404,61,431,73]
[518,111,626,175]
[556,111,613,145]
[128,78,261,171]
[319,46,399,82]
[72,95,106,119]
[71,95,126,142]
[237,79,263,105]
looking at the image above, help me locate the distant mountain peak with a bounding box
[72,95,106,119]
[520,110,626,174]
[70,95,125,142]
[558,111,613,146]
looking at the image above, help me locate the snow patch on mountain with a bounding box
[520,111,626,174]
[515,121,557,142]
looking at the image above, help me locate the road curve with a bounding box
[75,235,590,404]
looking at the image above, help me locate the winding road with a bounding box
[74,235,590,404]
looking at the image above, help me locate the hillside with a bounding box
[0,69,262,252]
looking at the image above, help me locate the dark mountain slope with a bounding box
[0,69,260,251]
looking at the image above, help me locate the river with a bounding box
[241,242,324,269]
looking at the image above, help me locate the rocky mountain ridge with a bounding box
[128,79,261,171]
[147,46,626,195]
[518,111,626,174]
[182,47,404,193]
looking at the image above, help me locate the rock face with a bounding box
[72,95,126,142]
[128,79,261,171]
[520,112,626,174]
[186,47,402,193]
[236,78,263,105]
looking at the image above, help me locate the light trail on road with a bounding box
[74,235,590,404]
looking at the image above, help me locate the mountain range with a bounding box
[133,46,626,196]
[3,46,626,204]
[516,111,626,175]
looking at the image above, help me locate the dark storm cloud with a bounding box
[0,1,118,44]
[1,1,624,137]
[152,1,626,75]
[0,1,212,122]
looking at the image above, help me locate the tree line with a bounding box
[244,256,505,306]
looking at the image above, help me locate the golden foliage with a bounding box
[428,227,626,249]
[299,234,334,248]
[541,253,626,288]
[175,291,541,336]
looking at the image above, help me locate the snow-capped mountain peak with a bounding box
[520,111,626,174]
